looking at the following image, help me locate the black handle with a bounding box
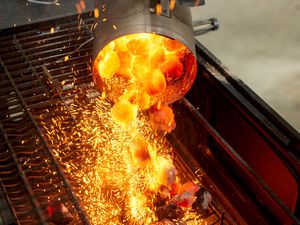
[193,18,219,36]
[177,0,205,7]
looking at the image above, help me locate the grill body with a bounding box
[0,12,299,225]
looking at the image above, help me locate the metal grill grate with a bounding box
[0,14,95,225]
[0,13,236,225]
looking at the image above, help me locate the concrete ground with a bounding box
[191,0,300,132]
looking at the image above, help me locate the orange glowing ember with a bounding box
[93,33,197,109]
[111,99,138,127]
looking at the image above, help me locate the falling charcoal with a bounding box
[48,203,73,225]
[192,187,212,216]
[156,203,184,221]
[153,194,167,208]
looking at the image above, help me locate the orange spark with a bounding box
[80,0,86,10]
[94,8,99,18]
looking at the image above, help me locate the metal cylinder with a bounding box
[177,0,205,7]
[93,0,196,59]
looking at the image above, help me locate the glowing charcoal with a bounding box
[117,51,132,78]
[47,203,73,225]
[111,100,138,127]
[93,33,197,106]
[138,91,151,110]
[127,38,149,55]
[131,54,149,79]
[163,38,184,52]
[160,57,183,81]
[143,69,166,96]
[171,182,200,208]
[149,104,176,133]
[170,181,181,197]
[99,40,115,59]
[171,192,196,208]
[114,36,129,52]
[150,48,166,68]
[131,137,151,163]
[178,182,200,195]
[99,51,120,79]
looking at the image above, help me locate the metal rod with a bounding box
[0,181,20,225]
[0,124,47,224]
[0,58,91,225]
[41,65,77,121]
[193,18,219,36]
[13,35,44,89]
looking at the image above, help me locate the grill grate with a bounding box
[0,12,236,225]
[0,14,95,225]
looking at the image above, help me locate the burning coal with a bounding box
[93,33,197,108]
[43,96,212,224]
[42,33,212,224]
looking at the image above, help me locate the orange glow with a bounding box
[94,8,99,18]
[98,51,120,79]
[150,104,176,133]
[111,99,138,128]
[93,33,197,109]
[131,137,151,163]
[143,69,166,96]
[156,4,162,15]
[160,57,183,81]
[169,0,176,11]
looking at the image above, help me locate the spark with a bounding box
[42,95,212,224]
[94,8,99,18]
[156,4,162,15]
[40,34,204,224]
[169,0,176,10]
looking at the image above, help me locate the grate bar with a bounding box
[0,181,20,225]
[13,34,45,91]
[11,18,95,43]
[0,58,91,224]
[0,124,47,224]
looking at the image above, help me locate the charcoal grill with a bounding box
[0,12,300,225]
